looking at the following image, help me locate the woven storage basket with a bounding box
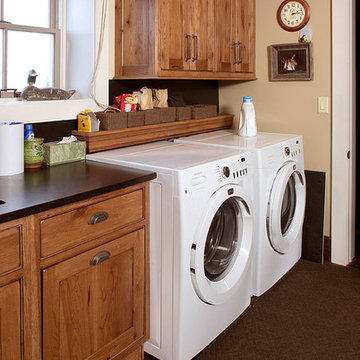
[191,104,218,120]
[158,107,176,123]
[175,106,191,121]
[144,109,161,125]
[96,111,127,130]
[127,111,145,128]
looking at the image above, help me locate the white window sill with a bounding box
[0,98,102,124]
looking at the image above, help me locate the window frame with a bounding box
[0,0,108,124]
[0,0,60,89]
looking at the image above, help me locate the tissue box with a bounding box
[43,140,86,166]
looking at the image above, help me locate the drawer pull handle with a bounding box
[90,250,111,266]
[88,211,109,225]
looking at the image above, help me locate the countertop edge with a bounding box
[0,165,156,224]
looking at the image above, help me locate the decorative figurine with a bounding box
[21,69,76,100]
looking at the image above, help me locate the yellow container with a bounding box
[77,109,99,132]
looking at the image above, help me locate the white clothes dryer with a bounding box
[87,141,255,360]
[174,130,306,296]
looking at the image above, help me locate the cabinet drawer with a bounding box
[0,226,22,276]
[40,189,144,257]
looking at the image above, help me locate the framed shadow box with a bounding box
[269,43,313,81]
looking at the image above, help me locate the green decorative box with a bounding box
[43,140,86,166]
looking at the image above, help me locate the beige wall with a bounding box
[219,0,331,235]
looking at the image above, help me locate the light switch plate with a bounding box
[318,97,329,114]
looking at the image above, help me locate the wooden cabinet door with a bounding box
[235,0,255,73]
[0,281,22,360]
[42,229,146,360]
[214,0,237,73]
[215,0,255,74]
[188,0,214,72]
[159,0,190,71]
[115,0,155,77]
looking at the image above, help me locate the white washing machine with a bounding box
[87,141,255,360]
[174,130,306,296]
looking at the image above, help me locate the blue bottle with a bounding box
[24,124,35,140]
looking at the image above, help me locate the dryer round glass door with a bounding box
[190,184,253,305]
[267,161,306,254]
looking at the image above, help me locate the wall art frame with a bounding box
[269,42,313,81]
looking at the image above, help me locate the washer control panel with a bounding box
[216,156,250,182]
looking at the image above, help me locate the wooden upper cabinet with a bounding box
[42,229,146,360]
[236,0,255,73]
[115,0,156,77]
[0,281,22,360]
[114,0,255,79]
[159,0,214,73]
[159,0,189,71]
[187,0,214,72]
[215,0,255,74]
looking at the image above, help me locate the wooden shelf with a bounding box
[72,114,233,153]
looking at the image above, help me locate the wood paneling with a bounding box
[72,115,233,153]
[42,229,146,360]
[40,189,144,257]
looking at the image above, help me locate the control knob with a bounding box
[222,166,230,178]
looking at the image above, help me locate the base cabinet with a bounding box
[42,229,146,360]
[0,281,22,360]
[0,182,150,360]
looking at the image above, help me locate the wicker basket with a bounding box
[191,104,218,120]
[144,109,161,125]
[96,111,127,130]
[158,107,176,123]
[127,111,145,128]
[175,106,191,121]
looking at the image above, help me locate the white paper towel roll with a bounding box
[0,122,24,176]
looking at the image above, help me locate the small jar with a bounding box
[24,138,44,168]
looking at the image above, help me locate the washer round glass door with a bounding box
[190,184,253,305]
[267,161,306,254]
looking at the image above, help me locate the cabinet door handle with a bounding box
[88,211,109,225]
[192,34,198,62]
[238,42,243,65]
[233,41,239,65]
[185,34,191,62]
[90,250,111,266]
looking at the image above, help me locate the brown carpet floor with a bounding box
[145,260,360,360]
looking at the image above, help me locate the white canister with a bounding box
[0,122,24,176]
[238,97,257,137]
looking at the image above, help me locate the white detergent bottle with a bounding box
[238,96,257,137]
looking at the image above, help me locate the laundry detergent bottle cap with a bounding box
[243,97,253,103]
[238,96,257,137]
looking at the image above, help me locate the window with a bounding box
[0,0,59,92]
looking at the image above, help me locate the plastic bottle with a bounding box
[24,124,35,140]
[238,97,257,137]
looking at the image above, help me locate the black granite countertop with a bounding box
[0,160,156,223]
